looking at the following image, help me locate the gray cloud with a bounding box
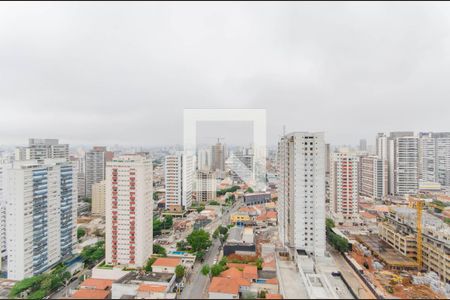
[1,2,450,147]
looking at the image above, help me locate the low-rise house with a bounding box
[230,212,251,225]
[208,277,240,299]
[151,257,182,273]
[111,271,176,299]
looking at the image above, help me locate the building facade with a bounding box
[15,138,69,162]
[419,132,450,187]
[277,132,325,257]
[6,159,77,280]
[330,152,359,223]
[360,155,387,200]
[105,155,153,268]
[164,154,193,210]
[92,180,106,217]
[195,170,216,204]
[85,147,108,198]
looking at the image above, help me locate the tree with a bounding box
[144,257,157,272]
[201,265,210,276]
[77,227,86,240]
[175,265,185,279]
[326,218,335,229]
[245,187,254,193]
[176,240,189,251]
[210,264,225,277]
[218,257,227,267]
[153,244,167,256]
[256,257,263,270]
[258,290,267,298]
[196,251,205,262]
[186,229,212,252]
[208,200,220,206]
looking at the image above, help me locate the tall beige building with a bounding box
[105,155,153,268]
[360,156,387,200]
[195,170,216,203]
[91,180,106,216]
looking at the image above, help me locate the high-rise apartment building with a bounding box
[277,132,325,257]
[195,170,216,203]
[419,132,450,187]
[15,139,69,162]
[165,154,193,210]
[6,159,77,280]
[92,180,106,216]
[197,148,211,171]
[376,133,388,161]
[393,135,419,195]
[0,159,11,260]
[105,155,152,268]
[211,141,225,172]
[330,152,359,223]
[360,155,387,200]
[85,146,111,198]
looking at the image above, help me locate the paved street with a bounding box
[180,201,241,299]
[49,269,91,299]
[328,248,376,299]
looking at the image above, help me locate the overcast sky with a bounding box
[1,2,450,147]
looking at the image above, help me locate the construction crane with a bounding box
[408,196,424,270]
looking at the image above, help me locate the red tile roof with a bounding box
[266,293,283,299]
[227,263,248,269]
[137,283,167,293]
[220,267,243,279]
[243,265,258,280]
[79,278,113,290]
[266,211,277,219]
[152,257,181,267]
[208,277,239,295]
[266,277,279,285]
[71,289,110,299]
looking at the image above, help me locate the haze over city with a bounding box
[2,2,450,146]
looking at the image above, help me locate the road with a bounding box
[180,200,242,299]
[328,248,376,299]
[49,269,91,299]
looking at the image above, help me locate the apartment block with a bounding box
[15,138,69,162]
[6,159,77,280]
[330,152,359,223]
[92,180,106,217]
[164,154,193,210]
[105,155,153,268]
[360,155,387,200]
[195,170,216,204]
[277,132,325,257]
[419,132,450,187]
[85,147,111,198]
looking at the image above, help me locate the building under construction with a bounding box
[379,206,450,283]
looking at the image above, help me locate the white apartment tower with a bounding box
[0,159,11,259]
[15,138,69,162]
[6,159,77,280]
[85,146,108,198]
[165,154,193,210]
[419,132,450,187]
[330,152,360,223]
[105,155,152,268]
[376,133,388,161]
[277,132,325,257]
[393,135,419,195]
[360,156,387,200]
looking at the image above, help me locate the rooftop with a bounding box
[71,289,110,299]
[208,277,239,295]
[79,278,113,290]
[116,271,174,284]
[137,283,167,293]
[152,257,181,268]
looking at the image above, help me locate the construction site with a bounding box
[346,196,450,299]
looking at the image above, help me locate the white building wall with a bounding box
[278,132,325,257]
[105,155,153,268]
